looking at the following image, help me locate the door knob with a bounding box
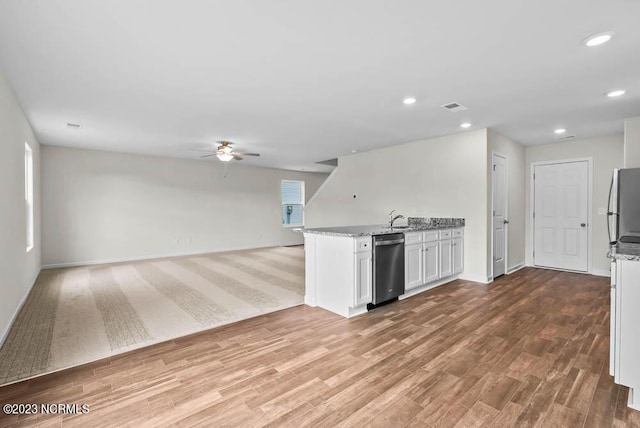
[581,223,586,227]
[503,220,509,224]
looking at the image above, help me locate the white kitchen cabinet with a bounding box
[424,240,439,283]
[405,228,463,290]
[610,258,640,411]
[453,235,464,274]
[354,251,372,306]
[303,233,372,318]
[439,239,453,278]
[405,232,424,290]
[405,243,424,290]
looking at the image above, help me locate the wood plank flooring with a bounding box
[1,267,639,427]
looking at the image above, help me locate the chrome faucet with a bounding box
[388,210,405,228]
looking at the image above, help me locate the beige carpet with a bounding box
[0,246,305,386]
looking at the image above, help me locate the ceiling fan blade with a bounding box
[190,148,216,153]
[233,155,243,161]
[233,152,260,157]
[200,153,216,158]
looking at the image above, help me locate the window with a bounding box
[25,143,34,252]
[281,180,304,227]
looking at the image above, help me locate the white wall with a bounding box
[42,146,327,266]
[488,130,526,274]
[305,129,490,283]
[0,70,41,344]
[525,135,624,275]
[624,116,640,168]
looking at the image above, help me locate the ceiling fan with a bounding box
[195,141,260,162]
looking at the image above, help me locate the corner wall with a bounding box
[0,70,41,344]
[525,135,624,275]
[41,145,328,267]
[305,129,490,283]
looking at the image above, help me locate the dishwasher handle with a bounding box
[375,238,405,246]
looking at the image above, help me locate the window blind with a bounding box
[281,180,304,226]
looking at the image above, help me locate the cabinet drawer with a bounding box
[404,232,423,245]
[354,237,372,252]
[439,229,452,240]
[453,228,464,238]
[424,231,439,242]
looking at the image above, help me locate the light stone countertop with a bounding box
[608,243,640,262]
[301,220,465,237]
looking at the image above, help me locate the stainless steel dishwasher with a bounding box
[371,233,405,306]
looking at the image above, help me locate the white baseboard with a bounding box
[591,268,611,277]
[457,273,491,284]
[399,275,460,300]
[507,262,526,274]
[0,267,41,348]
[42,242,300,269]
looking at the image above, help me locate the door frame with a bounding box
[529,157,593,274]
[491,151,508,280]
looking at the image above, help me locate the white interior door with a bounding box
[533,161,589,272]
[493,153,507,278]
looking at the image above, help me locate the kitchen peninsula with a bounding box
[609,243,640,411]
[302,217,464,318]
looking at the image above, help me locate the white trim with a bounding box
[507,262,526,274]
[529,157,593,274]
[399,275,460,300]
[592,268,611,277]
[0,267,41,348]
[458,273,492,284]
[491,151,508,279]
[41,244,296,269]
[530,265,593,275]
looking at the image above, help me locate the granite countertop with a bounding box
[608,243,640,261]
[302,217,465,237]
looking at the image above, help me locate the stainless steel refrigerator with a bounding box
[608,168,640,244]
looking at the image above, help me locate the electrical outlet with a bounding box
[598,207,607,216]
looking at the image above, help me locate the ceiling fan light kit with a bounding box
[197,141,261,162]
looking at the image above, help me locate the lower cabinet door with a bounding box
[439,240,453,278]
[424,241,439,283]
[618,260,640,387]
[405,243,424,290]
[453,237,463,274]
[354,251,372,306]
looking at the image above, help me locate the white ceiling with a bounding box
[1,1,639,173]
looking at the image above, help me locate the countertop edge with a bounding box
[301,224,465,238]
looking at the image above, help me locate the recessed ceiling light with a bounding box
[460,122,471,129]
[351,149,357,153]
[554,128,566,134]
[582,31,614,47]
[606,89,626,98]
[403,97,416,105]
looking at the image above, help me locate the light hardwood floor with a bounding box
[1,267,639,427]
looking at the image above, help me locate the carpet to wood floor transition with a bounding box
[0,246,305,386]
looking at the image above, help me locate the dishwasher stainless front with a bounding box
[371,233,405,305]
